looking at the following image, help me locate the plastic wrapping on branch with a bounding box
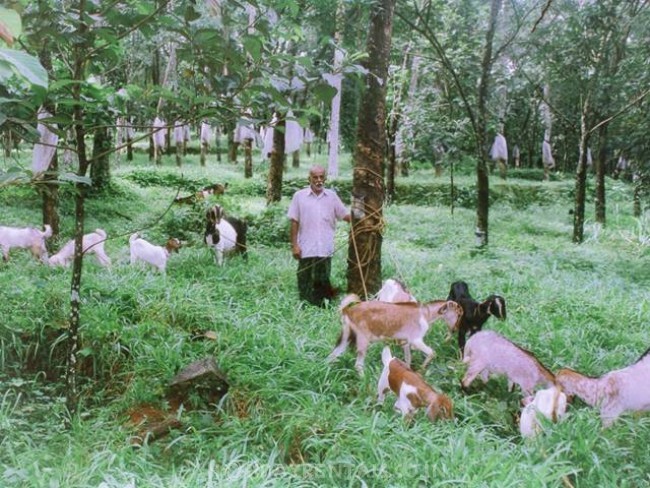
[489,133,508,163]
[153,117,166,150]
[174,121,185,144]
[200,121,212,146]
[542,139,554,168]
[284,111,303,154]
[31,109,58,174]
[303,127,314,143]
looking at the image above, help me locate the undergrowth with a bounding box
[1,150,649,487]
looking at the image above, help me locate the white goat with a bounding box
[0,224,52,263]
[461,330,555,396]
[328,293,463,375]
[555,350,650,427]
[129,233,181,273]
[375,278,417,303]
[519,386,567,438]
[377,346,454,422]
[49,229,111,267]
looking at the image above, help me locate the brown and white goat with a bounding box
[48,229,111,267]
[461,330,555,397]
[377,346,453,422]
[0,224,52,263]
[519,386,567,438]
[327,293,463,375]
[129,233,181,273]
[555,348,650,427]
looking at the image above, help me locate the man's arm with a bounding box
[290,219,301,259]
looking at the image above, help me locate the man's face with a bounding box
[309,169,326,194]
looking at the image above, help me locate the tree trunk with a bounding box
[346,0,395,298]
[595,123,608,223]
[66,0,90,425]
[266,116,285,204]
[126,119,133,162]
[37,31,60,239]
[90,127,111,192]
[243,138,253,178]
[573,99,590,244]
[327,0,345,179]
[474,0,502,248]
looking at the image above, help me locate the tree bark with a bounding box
[66,0,90,426]
[573,99,590,244]
[90,127,111,192]
[474,0,502,248]
[243,138,253,178]
[37,27,60,239]
[266,115,285,204]
[346,0,395,298]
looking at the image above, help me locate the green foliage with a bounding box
[2,152,650,486]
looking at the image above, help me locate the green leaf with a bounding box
[0,48,48,88]
[242,35,263,63]
[0,7,21,39]
[312,83,338,104]
[59,173,92,186]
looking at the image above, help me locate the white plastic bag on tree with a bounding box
[200,121,212,146]
[32,109,58,174]
[490,133,508,162]
[304,127,314,143]
[153,117,166,150]
[285,111,303,154]
[174,121,184,144]
[542,139,555,168]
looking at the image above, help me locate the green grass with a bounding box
[1,147,649,487]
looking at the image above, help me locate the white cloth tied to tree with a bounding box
[285,111,303,154]
[32,109,58,174]
[490,133,508,162]
[201,122,212,145]
[174,121,185,144]
[586,148,592,168]
[234,121,257,144]
[542,140,554,168]
[304,127,314,143]
[153,117,166,149]
[183,124,191,142]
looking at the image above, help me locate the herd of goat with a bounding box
[0,203,247,272]
[329,279,650,437]
[2,207,649,437]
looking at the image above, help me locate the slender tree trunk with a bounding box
[595,123,608,223]
[266,116,285,204]
[37,30,60,239]
[66,0,90,426]
[215,126,222,163]
[347,0,395,298]
[90,127,111,192]
[243,137,253,178]
[126,119,133,162]
[474,0,502,248]
[573,98,590,244]
[386,45,411,200]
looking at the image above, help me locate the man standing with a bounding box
[288,165,351,307]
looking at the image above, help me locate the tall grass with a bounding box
[1,148,649,487]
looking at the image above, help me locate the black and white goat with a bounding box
[447,280,506,351]
[204,204,248,266]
